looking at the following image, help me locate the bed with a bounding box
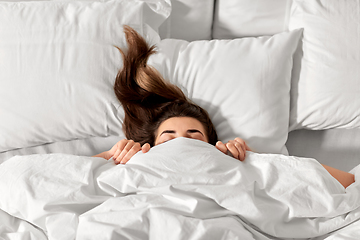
[1,0,360,239]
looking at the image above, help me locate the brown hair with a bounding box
[114,25,218,146]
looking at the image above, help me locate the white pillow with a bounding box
[0,0,170,152]
[148,29,302,154]
[289,0,360,130]
[159,0,214,41]
[213,0,292,39]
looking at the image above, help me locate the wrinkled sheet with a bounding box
[0,138,360,240]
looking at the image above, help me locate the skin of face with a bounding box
[155,117,208,145]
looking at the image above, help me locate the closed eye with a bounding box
[160,130,176,136]
[187,129,204,136]
[160,129,204,136]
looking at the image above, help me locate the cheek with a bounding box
[154,136,161,146]
[199,133,209,143]
[199,136,208,142]
[190,133,208,142]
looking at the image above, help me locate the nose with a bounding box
[177,132,190,139]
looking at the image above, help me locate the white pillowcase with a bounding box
[213,0,292,39]
[289,0,360,130]
[149,29,302,154]
[159,0,214,41]
[0,0,170,152]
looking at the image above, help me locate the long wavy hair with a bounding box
[114,25,218,146]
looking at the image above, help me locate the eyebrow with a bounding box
[160,130,175,136]
[160,129,204,136]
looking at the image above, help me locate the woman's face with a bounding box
[155,117,208,145]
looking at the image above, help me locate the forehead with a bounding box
[158,117,205,131]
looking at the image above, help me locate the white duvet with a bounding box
[0,138,360,240]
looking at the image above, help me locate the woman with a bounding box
[94,26,354,189]
[94,25,251,163]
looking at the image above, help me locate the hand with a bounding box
[215,137,252,161]
[107,139,150,164]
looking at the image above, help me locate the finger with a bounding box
[234,137,245,145]
[227,141,246,161]
[233,140,246,160]
[109,139,127,156]
[121,144,142,164]
[234,137,252,152]
[116,140,135,163]
[234,138,249,159]
[113,140,130,162]
[245,142,252,151]
[226,142,239,160]
[215,141,227,154]
[142,143,151,153]
[113,148,122,163]
[233,141,246,161]
[234,138,246,151]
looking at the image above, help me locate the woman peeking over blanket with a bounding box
[94,26,355,189]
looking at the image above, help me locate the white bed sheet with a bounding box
[1,131,359,239]
[3,128,359,171]
[0,136,123,240]
[0,135,122,165]
[1,138,360,239]
[0,209,47,240]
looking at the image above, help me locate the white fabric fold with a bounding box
[0,138,359,239]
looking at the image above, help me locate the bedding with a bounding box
[0,138,360,240]
[149,29,302,155]
[0,0,169,152]
[159,0,214,41]
[289,0,360,130]
[213,0,292,39]
[1,0,360,239]
[286,128,360,172]
[0,210,47,240]
[0,135,122,165]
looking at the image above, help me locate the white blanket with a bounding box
[0,138,360,240]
